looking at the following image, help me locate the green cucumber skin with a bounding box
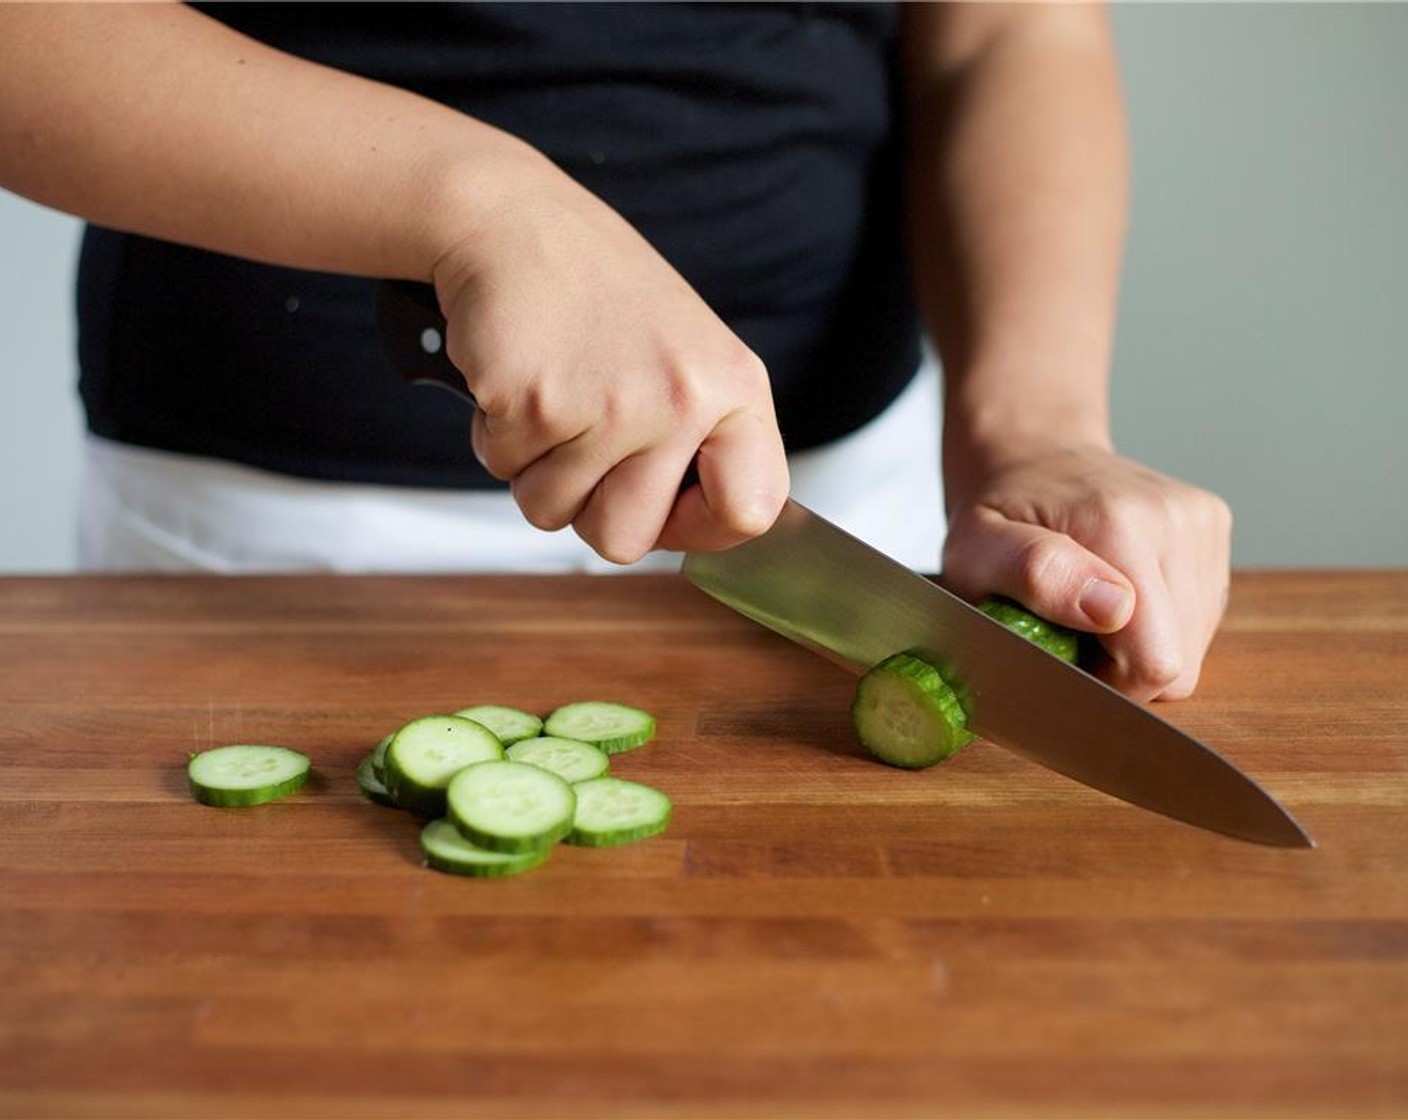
[383,766,446,818]
[356,754,399,809]
[565,814,670,848]
[977,596,1081,664]
[452,814,573,856]
[369,734,393,784]
[189,768,309,808]
[423,845,548,878]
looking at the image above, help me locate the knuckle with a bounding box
[1013,535,1070,595]
[1129,647,1184,692]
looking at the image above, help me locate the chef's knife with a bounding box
[683,500,1313,848]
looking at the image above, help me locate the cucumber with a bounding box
[188,744,311,807]
[420,818,550,878]
[505,736,611,784]
[369,733,393,783]
[454,704,543,746]
[356,753,398,808]
[566,777,672,848]
[543,700,655,755]
[383,715,504,817]
[852,652,975,770]
[447,760,575,854]
[977,595,1081,664]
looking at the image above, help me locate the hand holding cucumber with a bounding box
[940,440,1232,702]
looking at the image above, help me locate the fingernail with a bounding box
[1079,578,1133,629]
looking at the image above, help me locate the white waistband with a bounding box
[78,360,943,573]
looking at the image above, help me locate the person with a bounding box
[0,2,1230,701]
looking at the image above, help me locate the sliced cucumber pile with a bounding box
[188,744,311,807]
[360,699,670,879]
[854,597,1084,770]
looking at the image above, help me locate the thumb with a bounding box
[942,511,1136,634]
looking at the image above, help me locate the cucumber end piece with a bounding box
[853,652,975,770]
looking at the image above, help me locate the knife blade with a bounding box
[682,499,1313,849]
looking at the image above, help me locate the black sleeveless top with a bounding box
[78,2,922,488]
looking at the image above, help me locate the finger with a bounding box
[1094,561,1186,702]
[570,441,699,565]
[470,402,583,484]
[941,508,1135,634]
[507,427,614,533]
[655,408,788,554]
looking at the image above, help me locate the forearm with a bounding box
[902,4,1129,487]
[0,2,546,282]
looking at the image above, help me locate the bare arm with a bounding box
[903,3,1231,699]
[0,2,533,279]
[0,2,788,563]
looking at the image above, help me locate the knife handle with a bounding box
[374,279,476,407]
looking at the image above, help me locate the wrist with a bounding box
[942,371,1114,504]
[417,130,560,291]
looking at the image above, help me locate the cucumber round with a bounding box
[188,744,311,807]
[447,760,575,854]
[505,736,610,785]
[852,652,975,770]
[977,595,1081,664]
[384,715,504,817]
[356,753,398,809]
[566,777,672,848]
[420,818,549,878]
[543,701,655,755]
[454,704,544,746]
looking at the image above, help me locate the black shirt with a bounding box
[78,2,922,488]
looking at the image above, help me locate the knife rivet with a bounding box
[419,327,443,355]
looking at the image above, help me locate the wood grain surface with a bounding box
[1,571,1405,1119]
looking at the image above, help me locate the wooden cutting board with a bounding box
[1,571,1405,1118]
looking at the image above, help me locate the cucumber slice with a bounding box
[454,704,544,746]
[978,595,1081,664]
[356,753,398,809]
[384,715,504,817]
[447,760,575,854]
[505,736,611,784]
[566,777,672,848]
[188,744,311,807]
[369,733,393,783]
[543,701,655,755]
[420,818,549,878]
[852,652,975,770]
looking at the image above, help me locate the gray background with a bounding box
[1,3,1404,572]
